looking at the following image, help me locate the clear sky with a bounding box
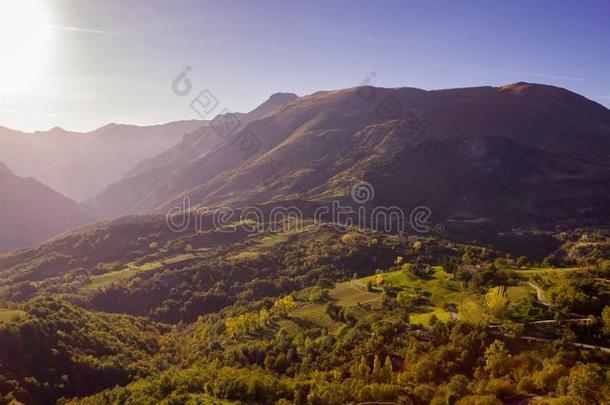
[1,0,609,132]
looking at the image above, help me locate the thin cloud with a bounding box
[47,24,121,36]
[47,24,215,43]
[460,66,585,82]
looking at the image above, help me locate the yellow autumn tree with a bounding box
[273,295,296,317]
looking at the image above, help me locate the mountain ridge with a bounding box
[0,119,207,201]
[84,82,610,230]
[84,92,299,219]
[0,161,86,253]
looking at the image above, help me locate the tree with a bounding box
[382,356,393,382]
[372,355,383,382]
[273,295,296,317]
[516,256,529,268]
[493,257,508,269]
[258,309,270,328]
[543,254,559,268]
[565,363,603,403]
[396,291,413,309]
[308,287,329,303]
[446,374,470,402]
[462,253,472,266]
[602,305,610,335]
[484,340,510,378]
[357,356,370,380]
[401,263,414,274]
[325,302,341,320]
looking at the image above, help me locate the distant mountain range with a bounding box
[0,93,299,253]
[0,120,204,202]
[87,82,610,229]
[84,92,299,219]
[2,82,610,254]
[0,162,85,253]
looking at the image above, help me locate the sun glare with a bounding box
[0,0,52,95]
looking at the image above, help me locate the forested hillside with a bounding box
[0,220,609,404]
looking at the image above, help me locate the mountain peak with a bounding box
[34,126,70,135]
[0,161,13,175]
[247,92,299,121]
[268,92,298,102]
[498,81,572,96]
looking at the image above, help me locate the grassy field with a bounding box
[457,299,489,324]
[362,267,469,306]
[0,309,26,323]
[514,266,584,278]
[506,285,532,301]
[410,307,452,326]
[283,266,475,330]
[285,304,341,332]
[81,264,146,291]
[163,253,197,265]
[329,281,380,306]
[80,252,206,292]
[280,264,568,331]
[227,251,264,262]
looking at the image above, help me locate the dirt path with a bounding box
[525,282,550,306]
[490,331,610,353]
[526,318,591,326]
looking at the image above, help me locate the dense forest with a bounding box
[0,221,608,404]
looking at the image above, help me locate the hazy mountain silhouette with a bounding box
[0,162,85,253]
[85,92,298,218]
[0,120,205,202]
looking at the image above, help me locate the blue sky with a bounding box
[1,0,609,132]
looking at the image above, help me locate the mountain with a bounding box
[0,120,205,202]
[85,92,298,219]
[0,162,85,253]
[88,82,610,229]
[0,85,608,405]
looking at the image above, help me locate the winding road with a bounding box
[525,281,550,306]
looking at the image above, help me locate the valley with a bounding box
[1,2,609,403]
[0,83,609,404]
